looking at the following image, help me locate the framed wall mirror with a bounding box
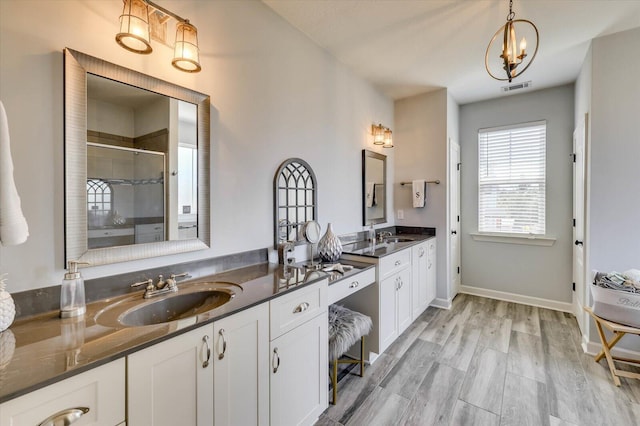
[64,48,210,266]
[362,150,387,225]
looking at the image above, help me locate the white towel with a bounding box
[412,179,426,208]
[365,182,375,207]
[0,100,29,246]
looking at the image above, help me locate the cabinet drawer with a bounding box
[270,279,327,339]
[328,267,375,305]
[379,248,411,279]
[0,358,125,426]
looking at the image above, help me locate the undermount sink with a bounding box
[95,283,240,328]
[383,237,414,243]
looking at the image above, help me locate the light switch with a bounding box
[397,209,404,220]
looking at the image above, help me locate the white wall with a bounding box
[583,28,640,351]
[0,0,393,291]
[459,84,575,304]
[588,27,640,273]
[394,89,449,301]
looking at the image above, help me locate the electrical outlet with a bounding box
[397,209,404,220]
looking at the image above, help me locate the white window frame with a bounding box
[472,120,555,246]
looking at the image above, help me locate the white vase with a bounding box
[318,223,342,263]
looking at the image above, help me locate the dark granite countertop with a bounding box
[342,233,435,258]
[0,260,372,403]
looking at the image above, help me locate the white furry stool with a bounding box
[328,304,372,405]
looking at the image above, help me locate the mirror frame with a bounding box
[362,149,387,226]
[64,48,210,266]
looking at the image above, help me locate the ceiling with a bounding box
[262,0,640,104]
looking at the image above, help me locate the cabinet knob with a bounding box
[38,407,90,426]
[272,348,280,373]
[349,281,359,289]
[218,329,227,360]
[419,248,425,257]
[394,260,401,266]
[202,335,211,368]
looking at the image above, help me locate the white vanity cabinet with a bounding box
[0,358,125,426]
[213,303,269,426]
[127,324,214,426]
[411,239,437,320]
[379,248,412,351]
[269,279,328,426]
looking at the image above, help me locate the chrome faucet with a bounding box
[378,231,393,243]
[131,272,191,299]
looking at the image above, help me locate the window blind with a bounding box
[478,121,546,235]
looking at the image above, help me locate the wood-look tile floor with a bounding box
[317,294,640,426]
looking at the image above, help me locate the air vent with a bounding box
[501,80,532,93]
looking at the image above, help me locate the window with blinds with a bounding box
[478,121,546,235]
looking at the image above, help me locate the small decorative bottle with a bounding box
[318,223,343,263]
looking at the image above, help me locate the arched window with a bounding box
[87,178,112,218]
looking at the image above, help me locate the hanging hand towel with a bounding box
[0,100,29,246]
[365,182,376,207]
[412,179,426,208]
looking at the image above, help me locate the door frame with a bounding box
[573,113,589,335]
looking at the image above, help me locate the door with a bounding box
[214,303,269,426]
[573,113,588,332]
[449,139,461,296]
[128,324,214,426]
[397,267,413,335]
[379,274,399,351]
[270,314,328,426]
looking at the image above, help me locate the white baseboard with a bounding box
[460,285,573,313]
[583,338,640,360]
[430,297,452,310]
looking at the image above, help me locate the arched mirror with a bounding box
[274,158,317,247]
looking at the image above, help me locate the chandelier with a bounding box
[485,0,539,82]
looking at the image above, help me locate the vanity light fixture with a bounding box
[371,123,393,147]
[116,0,202,73]
[371,123,386,145]
[485,0,538,82]
[116,0,152,54]
[383,128,393,148]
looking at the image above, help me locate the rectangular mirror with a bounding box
[362,150,387,225]
[65,48,210,266]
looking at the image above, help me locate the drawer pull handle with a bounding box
[419,248,425,257]
[273,348,280,373]
[202,335,211,368]
[394,260,401,266]
[293,302,310,313]
[218,329,227,360]
[38,407,90,426]
[349,281,359,289]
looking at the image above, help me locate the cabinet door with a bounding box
[214,303,269,426]
[427,240,437,305]
[270,313,328,426]
[379,273,399,352]
[0,359,125,426]
[411,242,429,320]
[128,324,214,426]
[397,267,413,335]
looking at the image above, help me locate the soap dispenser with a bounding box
[60,261,88,318]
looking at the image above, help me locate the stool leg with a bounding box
[332,359,338,405]
[595,331,624,362]
[360,336,365,377]
[594,320,622,386]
